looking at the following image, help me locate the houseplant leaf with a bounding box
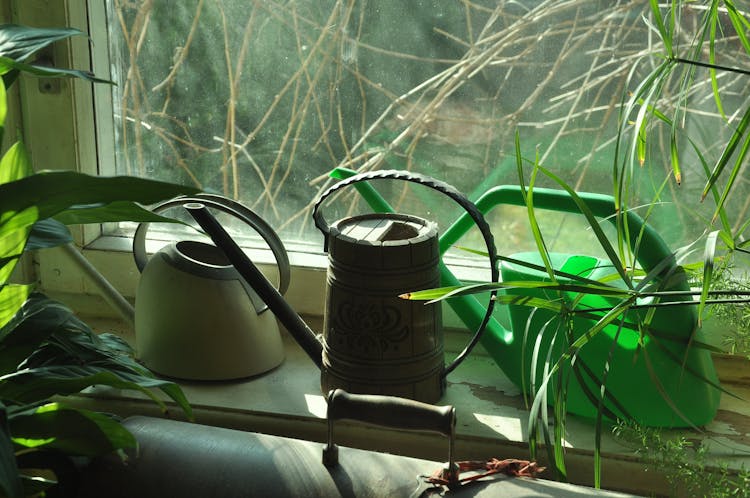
[0,56,111,85]
[0,295,71,375]
[25,219,72,251]
[0,285,32,332]
[0,25,85,62]
[9,402,136,457]
[0,171,199,236]
[0,401,22,498]
[0,142,32,186]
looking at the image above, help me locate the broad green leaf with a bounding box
[0,295,71,375]
[0,295,192,419]
[0,171,199,234]
[0,77,5,142]
[9,402,136,457]
[0,284,32,331]
[0,402,22,498]
[0,25,85,62]
[0,366,176,411]
[54,200,190,226]
[0,226,30,285]
[25,219,72,251]
[0,56,112,85]
[0,142,32,185]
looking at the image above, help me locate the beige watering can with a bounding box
[131,194,289,380]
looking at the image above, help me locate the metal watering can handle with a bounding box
[133,193,291,295]
[312,169,499,377]
[439,185,684,289]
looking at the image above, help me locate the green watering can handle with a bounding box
[440,185,681,285]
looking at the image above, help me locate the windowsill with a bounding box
[37,236,750,496]
[60,314,750,498]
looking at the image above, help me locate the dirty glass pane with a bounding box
[103,1,750,258]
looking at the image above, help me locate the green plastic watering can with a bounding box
[331,167,720,428]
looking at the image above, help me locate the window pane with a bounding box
[104,1,750,259]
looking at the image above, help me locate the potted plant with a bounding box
[0,24,197,497]
[394,0,750,491]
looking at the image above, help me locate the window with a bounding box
[98,0,750,262]
[19,1,750,313]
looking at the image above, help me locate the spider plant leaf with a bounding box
[698,231,720,326]
[702,104,750,204]
[637,115,648,166]
[537,165,632,287]
[648,0,672,57]
[707,2,726,120]
[670,127,681,185]
[714,128,750,223]
[514,132,555,282]
[725,1,750,55]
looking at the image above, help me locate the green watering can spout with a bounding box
[330,167,720,428]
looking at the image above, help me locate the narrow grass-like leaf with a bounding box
[702,104,750,203]
[725,1,750,55]
[707,1,726,120]
[711,123,750,222]
[537,165,632,287]
[699,231,720,326]
[649,0,672,57]
[670,127,681,185]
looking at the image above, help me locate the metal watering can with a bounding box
[132,194,288,380]
[334,168,721,428]
[180,171,498,404]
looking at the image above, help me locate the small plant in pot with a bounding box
[0,24,197,497]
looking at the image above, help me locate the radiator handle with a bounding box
[322,389,457,484]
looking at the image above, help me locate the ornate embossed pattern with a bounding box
[329,298,410,359]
